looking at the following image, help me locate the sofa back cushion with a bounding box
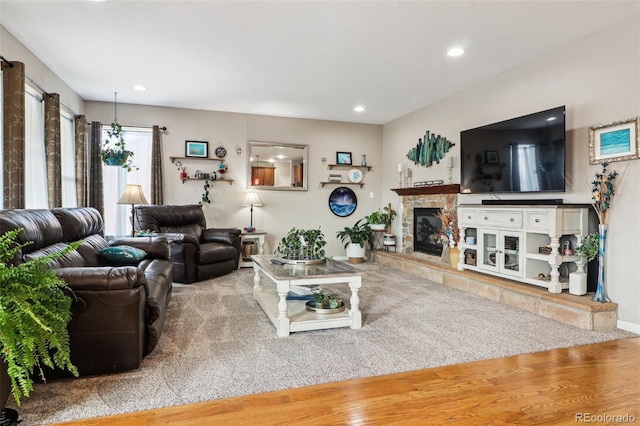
[52,207,104,241]
[0,209,63,258]
[135,205,205,241]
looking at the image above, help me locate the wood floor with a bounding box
[55,337,640,426]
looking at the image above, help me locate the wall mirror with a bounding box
[247,141,308,191]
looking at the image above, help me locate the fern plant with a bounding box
[0,229,79,406]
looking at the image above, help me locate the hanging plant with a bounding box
[198,172,217,206]
[100,92,138,172]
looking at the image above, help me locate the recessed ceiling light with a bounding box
[133,85,147,91]
[354,105,365,112]
[446,47,464,57]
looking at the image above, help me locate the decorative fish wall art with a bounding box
[406,131,455,167]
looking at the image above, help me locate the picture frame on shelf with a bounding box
[589,117,640,164]
[336,151,352,165]
[185,141,209,158]
[485,150,499,164]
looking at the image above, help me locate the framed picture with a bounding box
[328,187,357,217]
[336,151,352,165]
[589,117,640,164]
[485,150,499,164]
[185,141,209,158]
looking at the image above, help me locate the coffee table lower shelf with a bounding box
[254,288,357,335]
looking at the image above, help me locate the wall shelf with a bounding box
[170,156,225,163]
[181,177,233,185]
[327,164,372,171]
[320,182,364,188]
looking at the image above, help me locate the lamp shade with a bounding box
[117,184,149,205]
[243,191,263,207]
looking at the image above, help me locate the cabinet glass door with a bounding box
[501,233,521,277]
[480,230,498,271]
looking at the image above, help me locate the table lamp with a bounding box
[117,184,149,236]
[242,190,263,232]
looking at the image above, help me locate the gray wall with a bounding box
[382,17,640,330]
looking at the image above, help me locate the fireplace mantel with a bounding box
[391,184,460,196]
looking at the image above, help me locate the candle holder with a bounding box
[398,170,403,188]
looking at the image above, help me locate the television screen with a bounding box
[460,106,566,194]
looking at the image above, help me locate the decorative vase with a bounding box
[449,247,460,269]
[361,154,367,166]
[592,223,610,303]
[441,240,450,264]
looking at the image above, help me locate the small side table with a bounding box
[239,231,266,268]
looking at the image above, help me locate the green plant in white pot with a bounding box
[275,227,326,262]
[337,218,373,264]
[365,210,387,231]
[569,233,599,296]
[0,229,79,411]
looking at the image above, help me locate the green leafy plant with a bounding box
[337,218,374,250]
[575,233,599,262]
[313,290,341,309]
[100,118,138,172]
[365,210,387,225]
[198,173,218,206]
[275,227,326,260]
[0,229,79,406]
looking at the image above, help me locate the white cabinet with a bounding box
[458,205,589,293]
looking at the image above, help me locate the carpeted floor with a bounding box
[10,263,636,424]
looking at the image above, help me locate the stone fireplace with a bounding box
[394,185,459,263]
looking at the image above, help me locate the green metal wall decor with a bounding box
[406,131,455,167]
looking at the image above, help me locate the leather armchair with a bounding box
[0,207,173,376]
[135,204,241,283]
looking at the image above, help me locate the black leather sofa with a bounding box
[0,207,173,376]
[134,204,241,283]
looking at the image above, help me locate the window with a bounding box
[102,127,152,236]
[25,84,48,208]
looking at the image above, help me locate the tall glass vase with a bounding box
[592,223,610,303]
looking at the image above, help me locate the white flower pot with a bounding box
[569,272,587,296]
[346,242,365,263]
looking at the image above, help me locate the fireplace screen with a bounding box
[413,208,443,256]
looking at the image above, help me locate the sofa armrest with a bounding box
[109,236,171,260]
[55,266,146,291]
[202,228,241,245]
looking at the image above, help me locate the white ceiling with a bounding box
[1,1,638,125]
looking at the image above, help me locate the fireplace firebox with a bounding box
[413,208,443,256]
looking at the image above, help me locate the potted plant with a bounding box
[100,118,137,172]
[382,205,397,233]
[275,227,326,262]
[0,229,79,412]
[365,210,387,231]
[337,218,373,263]
[99,93,137,172]
[569,233,599,295]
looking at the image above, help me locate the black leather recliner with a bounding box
[134,204,241,283]
[0,207,173,376]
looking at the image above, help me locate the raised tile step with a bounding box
[373,251,618,331]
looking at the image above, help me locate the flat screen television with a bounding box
[460,106,566,194]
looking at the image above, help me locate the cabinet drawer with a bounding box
[526,212,548,229]
[479,211,523,228]
[460,209,479,225]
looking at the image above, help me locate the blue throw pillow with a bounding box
[100,245,147,265]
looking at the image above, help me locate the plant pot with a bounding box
[369,224,386,231]
[102,151,129,166]
[346,242,365,263]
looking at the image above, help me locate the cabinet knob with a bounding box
[467,216,471,219]
[535,218,540,223]
[484,217,488,220]
[510,218,514,222]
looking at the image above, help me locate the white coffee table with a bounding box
[251,255,362,337]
